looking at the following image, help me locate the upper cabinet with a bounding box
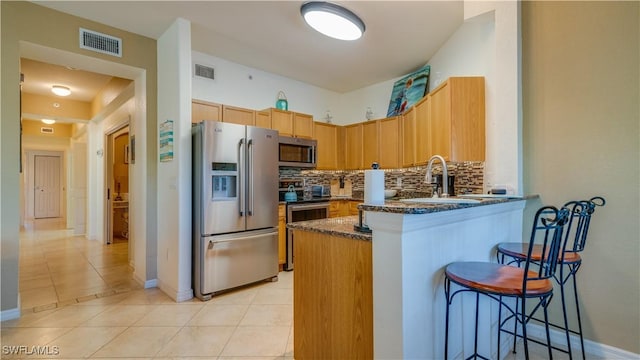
[314,122,339,170]
[401,106,416,167]
[414,96,431,165]
[361,117,400,170]
[379,116,400,169]
[192,100,222,123]
[222,105,255,126]
[255,110,271,129]
[345,123,363,170]
[362,121,379,169]
[192,76,484,168]
[267,108,313,138]
[430,77,485,161]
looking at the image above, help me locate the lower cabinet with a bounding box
[330,200,362,217]
[278,204,286,265]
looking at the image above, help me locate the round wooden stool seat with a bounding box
[445,261,554,297]
[498,242,582,264]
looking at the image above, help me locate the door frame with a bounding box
[24,150,65,222]
[104,121,130,245]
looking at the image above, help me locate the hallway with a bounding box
[19,218,140,312]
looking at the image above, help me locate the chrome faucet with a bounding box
[425,155,449,198]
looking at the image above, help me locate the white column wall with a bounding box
[156,18,193,302]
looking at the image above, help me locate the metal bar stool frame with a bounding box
[444,205,571,360]
[497,197,605,359]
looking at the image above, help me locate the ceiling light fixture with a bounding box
[42,119,56,125]
[300,2,365,41]
[51,85,71,97]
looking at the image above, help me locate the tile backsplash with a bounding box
[280,161,485,199]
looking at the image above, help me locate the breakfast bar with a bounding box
[288,197,527,359]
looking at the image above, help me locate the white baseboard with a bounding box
[133,271,158,289]
[157,280,193,302]
[0,307,21,322]
[527,324,640,359]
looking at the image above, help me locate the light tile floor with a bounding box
[3,218,601,359]
[18,218,141,312]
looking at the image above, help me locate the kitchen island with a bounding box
[288,197,528,360]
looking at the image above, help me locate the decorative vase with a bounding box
[276,91,288,110]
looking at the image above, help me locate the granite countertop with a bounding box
[359,196,532,215]
[287,215,372,241]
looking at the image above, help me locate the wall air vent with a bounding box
[194,64,215,80]
[41,127,54,134]
[79,28,122,57]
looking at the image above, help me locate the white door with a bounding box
[34,155,61,219]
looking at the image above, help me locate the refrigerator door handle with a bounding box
[238,138,245,216]
[247,138,254,216]
[208,230,278,247]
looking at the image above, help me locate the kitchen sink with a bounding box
[399,197,481,204]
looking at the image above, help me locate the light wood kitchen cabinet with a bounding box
[349,200,361,215]
[255,110,271,129]
[379,116,400,169]
[266,108,314,138]
[278,204,286,265]
[192,99,222,123]
[329,200,358,217]
[430,77,485,161]
[329,200,342,218]
[362,121,379,169]
[402,106,416,167]
[269,108,294,136]
[222,105,255,126]
[360,117,400,170]
[293,112,313,139]
[345,123,363,170]
[414,96,431,165]
[314,122,339,170]
[293,229,373,359]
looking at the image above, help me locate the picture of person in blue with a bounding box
[392,77,413,115]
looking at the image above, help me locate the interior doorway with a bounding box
[34,154,62,219]
[25,150,65,222]
[104,124,130,250]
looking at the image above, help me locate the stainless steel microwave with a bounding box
[278,136,317,168]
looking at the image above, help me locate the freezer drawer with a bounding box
[200,228,278,296]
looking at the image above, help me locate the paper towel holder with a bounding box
[354,209,372,234]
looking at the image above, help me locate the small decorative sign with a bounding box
[159,120,174,162]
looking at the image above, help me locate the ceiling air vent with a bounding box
[79,28,122,57]
[194,64,215,80]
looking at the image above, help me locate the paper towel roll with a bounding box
[364,169,385,205]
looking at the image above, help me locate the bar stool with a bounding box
[444,205,571,360]
[497,197,605,359]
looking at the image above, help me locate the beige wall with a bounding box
[522,1,639,353]
[1,1,157,314]
[21,93,92,121]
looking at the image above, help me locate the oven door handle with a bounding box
[287,203,330,211]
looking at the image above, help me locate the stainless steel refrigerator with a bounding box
[193,120,279,300]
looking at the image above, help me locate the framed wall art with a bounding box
[386,65,430,117]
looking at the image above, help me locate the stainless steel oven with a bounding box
[285,201,330,271]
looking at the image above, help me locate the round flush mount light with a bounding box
[41,119,56,125]
[301,2,365,41]
[51,85,71,97]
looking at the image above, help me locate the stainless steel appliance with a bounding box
[193,121,279,300]
[278,136,317,168]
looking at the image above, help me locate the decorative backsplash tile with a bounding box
[280,161,485,198]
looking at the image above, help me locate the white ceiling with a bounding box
[30,1,464,94]
[21,58,114,102]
